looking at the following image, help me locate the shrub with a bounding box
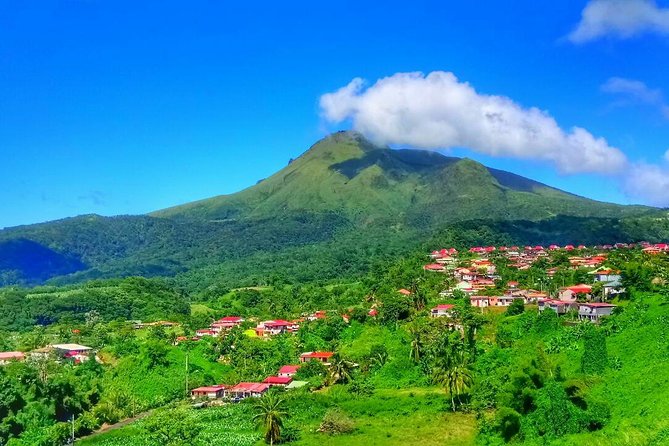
[318,409,355,435]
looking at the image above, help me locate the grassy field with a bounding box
[77,387,476,446]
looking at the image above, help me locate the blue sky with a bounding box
[1,0,669,228]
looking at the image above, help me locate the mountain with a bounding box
[0,131,666,287]
[154,131,648,225]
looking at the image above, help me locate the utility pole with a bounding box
[185,349,189,398]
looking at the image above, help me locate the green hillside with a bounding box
[0,131,666,286]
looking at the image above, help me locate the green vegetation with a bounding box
[1,131,667,287]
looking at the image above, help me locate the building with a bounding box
[191,385,227,399]
[578,303,617,323]
[278,365,300,377]
[226,382,270,399]
[558,284,593,302]
[263,376,293,386]
[538,299,576,315]
[430,304,455,318]
[300,351,334,364]
[0,351,25,365]
[255,320,300,337]
[211,316,244,333]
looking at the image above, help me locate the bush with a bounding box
[318,409,356,435]
[505,299,525,316]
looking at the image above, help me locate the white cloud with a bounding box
[602,77,664,103]
[320,71,628,174]
[602,77,669,119]
[664,149,669,162]
[568,0,669,43]
[624,162,669,206]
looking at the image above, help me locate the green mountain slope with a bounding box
[0,131,666,286]
[155,131,649,225]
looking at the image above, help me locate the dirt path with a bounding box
[75,409,153,442]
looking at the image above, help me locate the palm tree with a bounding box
[328,354,354,385]
[408,322,422,363]
[410,278,427,311]
[253,392,288,446]
[434,351,473,412]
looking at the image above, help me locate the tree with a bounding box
[143,408,198,446]
[434,350,473,412]
[253,392,288,446]
[328,354,355,385]
[505,299,525,316]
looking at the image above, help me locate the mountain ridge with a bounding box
[0,131,665,286]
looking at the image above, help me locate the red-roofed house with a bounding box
[255,320,300,337]
[398,289,412,296]
[211,316,244,333]
[227,382,270,399]
[431,304,455,318]
[300,351,334,364]
[0,351,25,365]
[558,284,593,302]
[263,376,293,386]
[278,365,300,377]
[423,264,446,272]
[191,384,227,399]
[196,329,216,337]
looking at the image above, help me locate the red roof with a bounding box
[278,365,300,374]
[264,320,293,327]
[433,304,455,311]
[301,351,334,359]
[423,264,445,270]
[368,308,378,317]
[566,284,592,293]
[398,288,412,295]
[229,382,271,393]
[192,384,227,393]
[263,376,293,385]
[218,316,243,323]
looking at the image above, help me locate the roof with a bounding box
[433,304,455,311]
[51,344,92,351]
[191,384,227,393]
[0,351,25,360]
[218,316,244,322]
[579,303,616,308]
[263,376,293,385]
[278,365,300,374]
[263,320,294,327]
[565,284,592,293]
[300,351,334,359]
[397,288,412,295]
[229,382,270,393]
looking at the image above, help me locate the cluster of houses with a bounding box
[423,243,635,324]
[0,343,95,367]
[190,351,333,401]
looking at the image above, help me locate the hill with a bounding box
[0,131,667,286]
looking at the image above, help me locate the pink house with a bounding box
[278,365,300,377]
[226,382,270,399]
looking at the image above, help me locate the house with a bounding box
[263,376,293,386]
[196,329,216,337]
[300,351,334,364]
[558,284,592,302]
[278,365,300,377]
[423,264,446,272]
[590,269,621,283]
[470,296,491,308]
[602,278,624,297]
[398,289,412,296]
[538,299,576,315]
[52,344,92,361]
[430,304,455,318]
[0,351,25,365]
[578,303,617,323]
[191,384,227,399]
[255,320,300,337]
[307,311,327,321]
[226,382,270,399]
[211,316,244,332]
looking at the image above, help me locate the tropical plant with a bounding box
[327,355,355,385]
[252,392,288,445]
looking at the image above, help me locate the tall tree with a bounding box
[253,392,288,446]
